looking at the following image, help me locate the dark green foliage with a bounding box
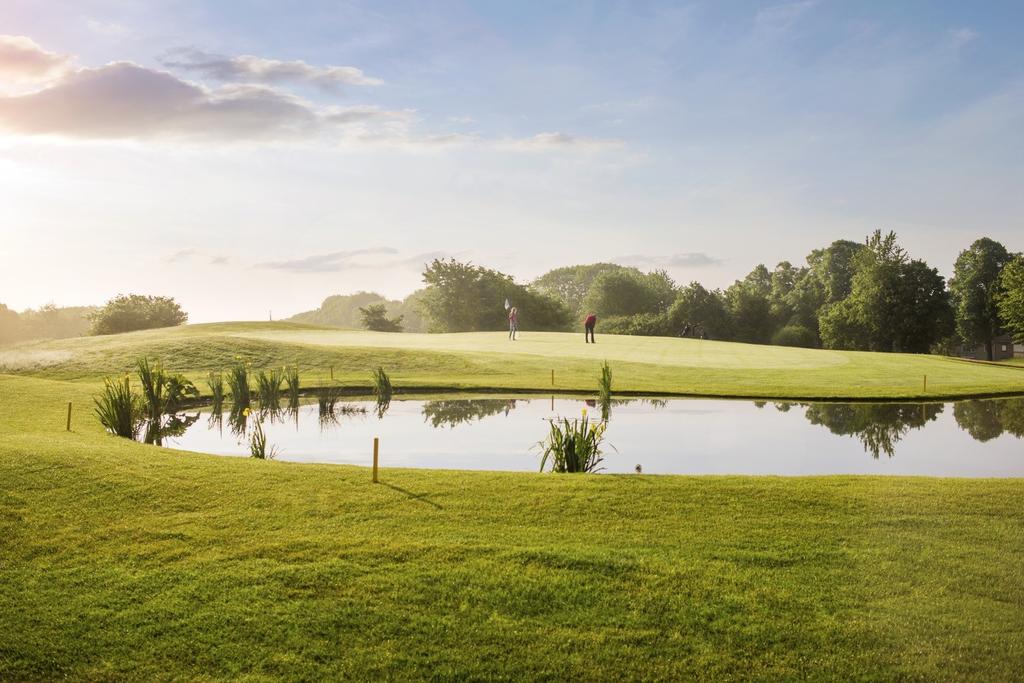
[725,265,774,344]
[421,399,513,428]
[359,303,404,332]
[372,367,393,398]
[598,361,613,420]
[532,263,635,317]
[419,258,570,332]
[997,255,1024,344]
[289,291,425,332]
[93,375,143,438]
[581,268,676,319]
[227,364,251,407]
[819,231,952,353]
[538,413,608,473]
[89,294,187,336]
[949,238,1013,360]
[668,283,732,339]
[600,312,672,337]
[135,358,198,421]
[771,325,818,348]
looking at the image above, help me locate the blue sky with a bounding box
[1,1,1022,321]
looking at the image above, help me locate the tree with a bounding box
[0,303,23,345]
[819,231,951,352]
[949,238,1012,360]
[89,295,188,335]
[667,283,732,339]
[532,263,633,317]
[997,255,1024,343]
[725,265,773,343]
[358,303,404,332]
[580,269,675,319]
[419,259,570,332]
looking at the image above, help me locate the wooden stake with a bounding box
[330,366,334,380]
[923,375,927,393]
[372,437,379,483]
[551,369,555,386]
[66,401,72,432]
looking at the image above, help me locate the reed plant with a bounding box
[246,408,277,459]
[256,368,283,408]
[284,366,300,407]
[372,367,393,399]
[207,372,224,409]
[136,357,198,421]
[227,364,251,407]
[598,361,613,421]
[94,375,143,439]
[538,410,608,473]
[318,384,342,418]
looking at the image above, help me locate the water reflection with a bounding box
[953,398,1024,441]
[803,402,943,458]
[156,394,1024,476]
[422,398,519,428]
[142,412,200,446]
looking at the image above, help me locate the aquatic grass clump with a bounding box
[538,410,608,473]
[207,372,224,409]
[246,408,277,459]
[227,364,251,407]
[318,384,342,417]
[598,360,613,420]
[256,368,283,408]
[372,367,393,418]
[94,375,144,438]
[284,366,300,407]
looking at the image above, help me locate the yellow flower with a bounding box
[242,407,251,417]
[581,408,588,418]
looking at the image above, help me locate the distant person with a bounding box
[584,312,597,343]
[681,322,691,338]
[508,306,519,340]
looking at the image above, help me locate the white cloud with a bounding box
[949,27,979,51]
[495,132,623,152]
[755,0,819,31]
[0,35,71,82]
[255,248,449,273]
[617,252,724,268]
[86,19,133,38]
[159,48,383,90]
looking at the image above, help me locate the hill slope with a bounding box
[0,321,1021,399]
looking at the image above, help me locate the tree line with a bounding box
[411,231,1024,357]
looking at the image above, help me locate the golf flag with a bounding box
[504,298,510,311]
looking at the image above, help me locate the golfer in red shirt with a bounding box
[584,313,596,343]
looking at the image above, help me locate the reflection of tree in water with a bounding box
[804,403,944,458]
[142,412,200,445]
[422,399,520,428]
[953,398,1024,441]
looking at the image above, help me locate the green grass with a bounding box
[2,372,1023,680]
[1,321,1023,399]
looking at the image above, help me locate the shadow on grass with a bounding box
[379,482,444,510]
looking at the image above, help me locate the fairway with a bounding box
[2,372,1024,680]
[2,322,1022,399]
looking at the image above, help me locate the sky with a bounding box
[1,0,1022,322]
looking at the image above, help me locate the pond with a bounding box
[148,394,1024,477]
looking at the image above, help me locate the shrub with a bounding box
[771,324,818,348]
[359,303,404,332]
[89,294,187,335]
[600,312,672,337]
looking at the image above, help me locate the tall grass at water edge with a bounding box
[94,375,144,438]
[538,411,608,473]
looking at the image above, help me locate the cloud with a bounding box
[86,19,133,38]
[163,248,199,264]
[949,28,979,50]
[255,248,449,273]
[159,48,383,90]
[0,62,408,140]
[495,132,623,152]
[755,0,818,31]
[0,35,71,82]
[617,252,723,268]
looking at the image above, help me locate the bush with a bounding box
[90,295,187,335]
[771,324,818,348]
[600,312,672,337]
[359,303,404,332]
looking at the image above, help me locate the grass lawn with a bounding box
[1,373,1023,680]
[1,321,1023,400]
